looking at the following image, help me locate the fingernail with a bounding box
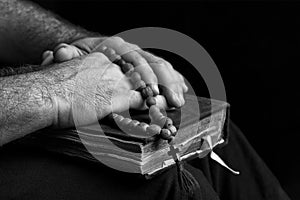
[42,50,53,60]
[174,94,182,107]
[53,43,69,53]
[54,47,66,62]
[41,54,54,66]
[152,84,160,96]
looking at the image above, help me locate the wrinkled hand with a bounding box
[46,52,152,128]
[42,37,188,108]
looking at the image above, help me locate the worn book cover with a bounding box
[18,95,229,176]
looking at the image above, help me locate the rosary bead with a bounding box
[167,136,175,143]
[146,124,161,135]
[164,117,173,128]
[130,72,142,83]
[146,97,156,107]
[108,53,175,140]
[160,129,172,140]
[113,115,124,123]
[117,117,132,132]
[138,122,149,132]
[127,120,140,129]
[122,63,134,74]
[168,125,177,136]
[115,58,127,67]
[120,117,132,125]
[141,86,154,99]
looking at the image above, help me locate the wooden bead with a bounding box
[122,63,134,74]
[168,125,177,136]
[115,58,126,66]
[160,129,172,140]
[130,72,142,83]
[138,122,149,132]
[114,115,124,123]
[146,124,161,135]
[120,117,132,125]
[117,117,132,132]
[127,120,139,127]
[146,97,156,107]
[113,57,121,64]
[141,86,153,99]
[168,136,175,143]
[164,117,173,128]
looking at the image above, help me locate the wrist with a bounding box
[29,73,58,129]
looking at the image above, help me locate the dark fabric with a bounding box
[0,121,289,200]
[189,122,290,200]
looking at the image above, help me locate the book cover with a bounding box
[18,95,229,176]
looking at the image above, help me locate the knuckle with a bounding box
[165,61,174,70]
[155,59,168,67]
[155,59,173,70]
[91,52,109,62]
[111,36,124,43]
[129,43,140,50]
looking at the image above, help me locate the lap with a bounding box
[0,121,289,200]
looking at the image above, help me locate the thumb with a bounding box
[111,90,145,113]
[53,43,83,62]
[154,95,169,110]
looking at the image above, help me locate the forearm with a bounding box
[0,68,55,146]
[0,0,97,64]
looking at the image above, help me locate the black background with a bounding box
[33,0,300,199]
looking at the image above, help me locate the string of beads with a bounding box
[102,46,177,142]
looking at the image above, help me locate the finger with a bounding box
[159,84,182,108]
[138,50,188,106]
[128,90,146,110]
[98,38,159,94]
[120,44,159,94]
[54,44,83,62]
[41,50,54,66]
[175,70,189,93]
[144,60,182,107]
[153,95,168,110]
[42,50,53,60]
[112,90,147,113]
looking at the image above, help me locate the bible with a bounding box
[19,95,229,176]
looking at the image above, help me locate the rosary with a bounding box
[102,46,177,143]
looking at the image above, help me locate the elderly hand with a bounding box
[42,37,188,108]
[44,52,152,128]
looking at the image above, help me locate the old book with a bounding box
[19,95,229,176]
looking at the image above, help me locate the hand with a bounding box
[46,52,149,128]
[42,37,188,108]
